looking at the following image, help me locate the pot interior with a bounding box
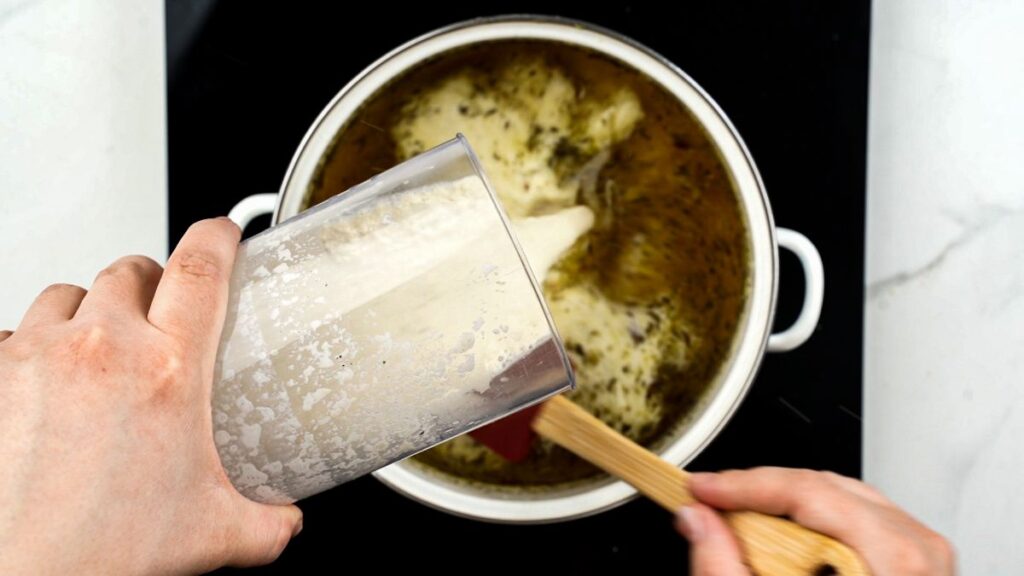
[296,36,753,501]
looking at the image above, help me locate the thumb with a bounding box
[225,499,303,567]
[676,504,750,576]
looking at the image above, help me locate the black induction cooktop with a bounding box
[166,2,868,572]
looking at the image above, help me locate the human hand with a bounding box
[674,467,955,576]
[0,218,302,575]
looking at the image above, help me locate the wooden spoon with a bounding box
[480,395,871,576]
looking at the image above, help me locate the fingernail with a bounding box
[292,516,303,537]
[676,505,704,542]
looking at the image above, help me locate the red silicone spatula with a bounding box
[470,395,869,576]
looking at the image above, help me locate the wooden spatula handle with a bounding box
[534,395,870,576]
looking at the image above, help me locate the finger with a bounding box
[690,468,881,552]
[18,283,88,329]
[148,218,240,365]
[690,468,856,515]
[820,471,894,507]
[77,256,164,320]
[676,504,750,576]
[0,330,12,343]
[224,500,303,568]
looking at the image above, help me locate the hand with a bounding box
[0,218,302,575]
[675,467,955,576]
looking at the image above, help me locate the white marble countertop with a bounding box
[865,1,1024,572]
[0,0,167,329]
[2,0,1022,573]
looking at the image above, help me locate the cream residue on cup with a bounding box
[212,175,592,503]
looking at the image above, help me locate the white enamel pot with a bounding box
[228,16,824,524]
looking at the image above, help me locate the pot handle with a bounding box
[767,228,824,353]
[227,193,278,232]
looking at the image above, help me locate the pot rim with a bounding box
[271,15,779,524]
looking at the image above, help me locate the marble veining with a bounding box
[866,2,1024,572]
[867,206,1022,300]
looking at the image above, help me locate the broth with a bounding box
[307,40,749,487]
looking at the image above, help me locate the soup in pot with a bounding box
[306,40,749,487]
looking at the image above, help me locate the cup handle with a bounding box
[227,193,278,232]
[767,228,824,353]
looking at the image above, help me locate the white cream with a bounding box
[512,205,595,280]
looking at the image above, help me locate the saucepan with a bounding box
[228,16,824,523]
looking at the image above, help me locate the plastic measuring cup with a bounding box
[212,136,574,504]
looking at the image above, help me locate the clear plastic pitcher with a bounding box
[212,136,573,504]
